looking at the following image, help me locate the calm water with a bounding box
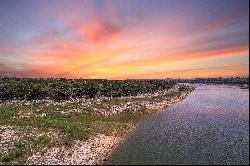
[106,85,249,165]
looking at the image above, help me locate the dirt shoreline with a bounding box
[97,125,137,165]
[0,86,194,165]
[97,88,194,165]
[25,88,193,165]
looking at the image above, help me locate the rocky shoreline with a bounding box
[99,87,193,165]
[0,85,194,165]
[30,87,192,165]
[25,134,121,165]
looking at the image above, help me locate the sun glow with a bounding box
[0,0,248,79]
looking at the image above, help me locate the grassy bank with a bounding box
[0,79,194,164]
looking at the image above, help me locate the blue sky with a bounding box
[0,0,249,78]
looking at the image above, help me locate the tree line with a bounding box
[0,78,176,101]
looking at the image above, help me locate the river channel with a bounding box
[106,84,249,165]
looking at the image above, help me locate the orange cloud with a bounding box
[0,0,248,79]
[116,62,249,79]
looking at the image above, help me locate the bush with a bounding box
[0,77,176,101]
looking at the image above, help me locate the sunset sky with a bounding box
[0,0,249,79]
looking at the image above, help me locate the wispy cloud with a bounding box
[0,0,248,79]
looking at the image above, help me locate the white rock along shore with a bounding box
[25,134,121,165]
[24,88,193,165]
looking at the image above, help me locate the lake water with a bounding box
[106,85,249,165]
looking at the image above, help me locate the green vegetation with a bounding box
[0,103,148,164]
[1,142,28,163]
[0,78,194,164]
[178,84,195,92]
[0,101,147,163]
[0,78,175,100]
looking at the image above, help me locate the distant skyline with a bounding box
[0,0,249,79]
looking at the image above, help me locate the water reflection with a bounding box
[106,85,249,165]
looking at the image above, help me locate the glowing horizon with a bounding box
[0,0,249,79]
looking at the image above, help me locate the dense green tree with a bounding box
[0,78,175,101]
